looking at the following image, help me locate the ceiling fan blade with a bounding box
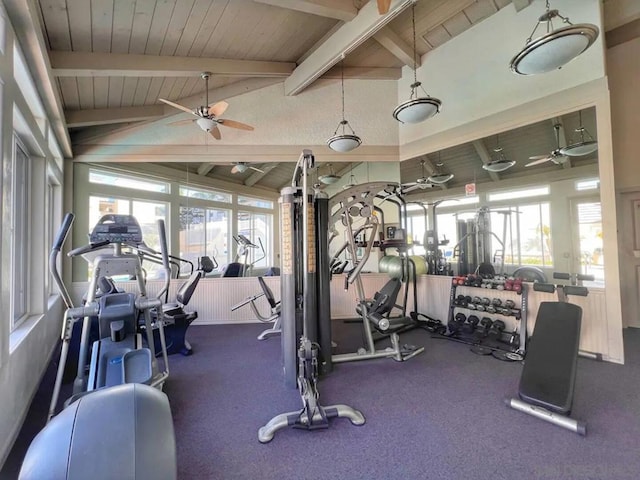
[377,0,391,14]
[525,156,552,167]
[249,166,265,173]
[208,101,229,117]
[231,165,242,174]
[218,118,254,131]
[209,126,221,140]
[402,184,421,193]
[528,154,549,160]
[167,119,195,126]
[159,98,196,116]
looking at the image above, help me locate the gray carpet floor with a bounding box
[3,323,640,480]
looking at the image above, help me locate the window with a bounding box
[11,140,30,329]
[89,168,169,193]
[575,178,600,191]
[237,211,273,268]
[575,201,603,286]
[180,185,231,203]
[488,186,549,202]
[180,206,231,268]
[490,203,552,267]
[238,195,273,209]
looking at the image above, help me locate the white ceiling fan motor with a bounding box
[196,117,218,132]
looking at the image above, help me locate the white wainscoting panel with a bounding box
[71,276,614,360]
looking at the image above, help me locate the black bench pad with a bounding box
[519,301,582,414]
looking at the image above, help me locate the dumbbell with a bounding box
[448,312,466,334]
[476,317,493,336]
[491,298,502,307]
[455,294,467,307]
[463,315,480,334]
[513,278,523,293]
[504,299,516,309]
[472,296,483,305]
[488,319,506,340]
[501,330,520,347]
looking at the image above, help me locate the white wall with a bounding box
[398,0,605,148]
[0,4,67,467]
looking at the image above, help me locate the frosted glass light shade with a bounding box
[393,97,441,124]
[428,173,453,184]
[319,174,340,185]
[327,134,362,152]
[196,117,217,132]
[510,24,599,75]
[482,159,516,172]
[559,140,598,157]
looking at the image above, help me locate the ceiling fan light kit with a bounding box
[510,1,599,75]
[394,4,442,125]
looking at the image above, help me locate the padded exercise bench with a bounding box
[505,300,586,435]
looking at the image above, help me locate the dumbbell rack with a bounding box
[446,279,528,356]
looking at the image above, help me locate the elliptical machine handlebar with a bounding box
[50,213,76,310]
[156,219,171,301]
[67,240,111,257]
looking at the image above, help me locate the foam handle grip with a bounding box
[53,213,75,251]
[157,219,170,270]
[533,282,556,293]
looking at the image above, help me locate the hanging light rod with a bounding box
[327,58,362,152]
[509,0,599,75]
[393,3,442,124]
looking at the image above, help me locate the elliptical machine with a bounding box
[48,213,171,420]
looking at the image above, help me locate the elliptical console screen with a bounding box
[89,214,144,244]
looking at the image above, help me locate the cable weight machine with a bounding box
[258,150,364,443]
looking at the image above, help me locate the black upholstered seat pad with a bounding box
[519,302,582,414]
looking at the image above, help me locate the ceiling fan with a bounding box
[525,123,568,167]
[230,162,264,174]
[401,159,436,193]
[160,72,254,140]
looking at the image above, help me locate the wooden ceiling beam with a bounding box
[65,105,165,127]
[49,51,296,78]
[245,163,279,186]
[252,0,357,22]
[373,26,418,68]
[512,0,532,12]
[197,164,216,176]
[323,66,402,80]
[472,140,501,182]
[284,0,414,95]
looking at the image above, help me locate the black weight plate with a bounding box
[492,350,520,362]
[470,345,493,355]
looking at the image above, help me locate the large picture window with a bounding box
[237,211,273,269]
[11,140,30,329]
[180,206,231,268]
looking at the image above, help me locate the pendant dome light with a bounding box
[559,110,598,157]
[327,58,362,152]
[509,0,599,76]
[427,154,453,184]
[393,4,442,124]
[483,134,516,172]
[319,163,341,185]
